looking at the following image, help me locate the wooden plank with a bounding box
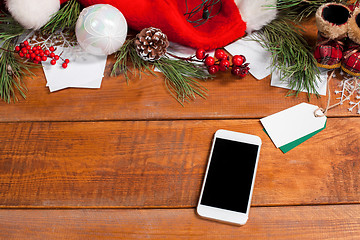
[0,118,359,208]
[1,205,360,239]
[0,59,357,122]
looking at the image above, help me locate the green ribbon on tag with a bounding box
[263,120,327,153]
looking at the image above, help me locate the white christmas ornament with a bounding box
[6,0,60,30]
[75,4,128,56]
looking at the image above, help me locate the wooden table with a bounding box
[1,20,360,239]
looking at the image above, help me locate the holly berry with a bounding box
[35,56,41,62]
[208,65,219,74]
[238,68,248,78]
[231,66,242,76]
[23,40,29,46]
[19,52,24,57]
[54,55,60,60]
[205,56,215,66]
[44,50,50,56]
[62,62,68,69]
[64,59,70,64]
[232,55,244,66]
[49,46,55,52]
[219,59,230,71]
[215,49,227,60]
[195,48,206,60]
[50,60,56,65]
[49,52,55,58]
[15,46,20,52]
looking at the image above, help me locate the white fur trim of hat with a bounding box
[6,0,60,30]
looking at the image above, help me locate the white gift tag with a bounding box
[260,103,327,149]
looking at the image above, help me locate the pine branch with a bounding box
[0,13,27,42]
[0,13,35,103]
[154,58,210,106]
[112,39,211,105]
[40,0,81,35]
[254,16,320,98]
[0,40,35,103]
[252,1,349,98]
[111,39,154,82]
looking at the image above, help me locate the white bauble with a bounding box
[75,4,128,56]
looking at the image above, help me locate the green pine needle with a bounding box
[0,13,27,42]
[0,40,35,103]
[0,13,34,103]
[40,0,81,35]
[252,0,345,98]
[112,39,211,105]
[154,58,210,106]
[254,17,320,98]
[111,39,154,82]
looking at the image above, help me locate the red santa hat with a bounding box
[5,0,277,50]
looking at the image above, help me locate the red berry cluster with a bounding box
[195,48,250,77]
[14,40,70,69]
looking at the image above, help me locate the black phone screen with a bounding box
[200,137,259,213]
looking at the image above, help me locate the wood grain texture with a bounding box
[1,205,360,239]
[1,118,359,208]
[0,60,356,122]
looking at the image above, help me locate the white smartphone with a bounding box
[197,129,262,225]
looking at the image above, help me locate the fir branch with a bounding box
[111,39,154,82]
[112,39,211,105]
[253,16,320,98]
[0,13,27,42]
[0,13,34,103]
[0,40,35,103]
[40,0,81,35]
[153,58,210,105]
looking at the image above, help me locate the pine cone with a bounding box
[134,27,169,61]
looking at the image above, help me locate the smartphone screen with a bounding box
[200,137,260,213]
